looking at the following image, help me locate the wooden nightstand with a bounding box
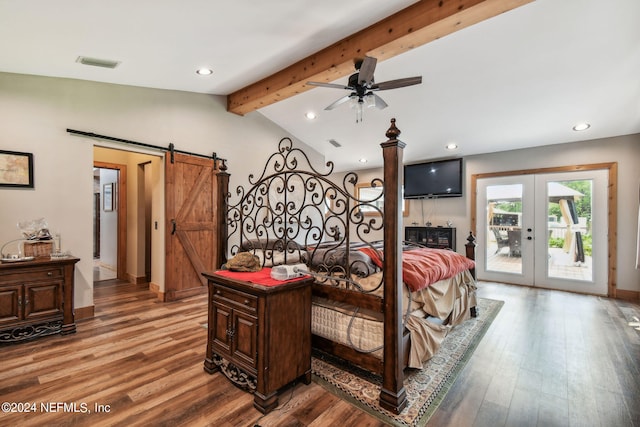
[0,257,80,343]
[202,270,313,414]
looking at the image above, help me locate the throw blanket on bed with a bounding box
[359,247,475,292]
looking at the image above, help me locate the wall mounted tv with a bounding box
[403,158,463,199]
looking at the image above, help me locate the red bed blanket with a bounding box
[359,246,475,292]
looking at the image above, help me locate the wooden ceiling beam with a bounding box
[227,0,533,115]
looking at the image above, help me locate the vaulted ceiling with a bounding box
[1,0,639,171]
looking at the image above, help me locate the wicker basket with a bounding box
[23,240,54,258]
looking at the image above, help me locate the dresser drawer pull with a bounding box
[47,272,53,276]
[244,299,250,305]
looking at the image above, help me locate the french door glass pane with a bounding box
[486,184,523,275]
[546,179,593,281]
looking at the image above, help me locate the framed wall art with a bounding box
[103,183,114,211]
[0,150,34,188]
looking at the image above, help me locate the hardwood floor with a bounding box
[0,280,638,426]
[431,283,640,427]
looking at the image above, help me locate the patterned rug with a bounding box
[311,298,503,426]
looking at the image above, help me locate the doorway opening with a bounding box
[472,164,617,296]
[92,146,162,296]
[93,162,127,282]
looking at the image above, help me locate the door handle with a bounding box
[171,219,177,235]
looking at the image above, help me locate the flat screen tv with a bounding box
[403,158,463,199]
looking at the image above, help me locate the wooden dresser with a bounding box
[0,257,80,343]
[202,270,313,414]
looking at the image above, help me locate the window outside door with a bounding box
[476,169,608,295]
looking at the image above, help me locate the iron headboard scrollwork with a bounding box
[225,137,385,292]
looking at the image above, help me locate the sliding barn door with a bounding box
[165,152,218,301]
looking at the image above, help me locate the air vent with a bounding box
[76,56,120,69]
[328,139,341,148]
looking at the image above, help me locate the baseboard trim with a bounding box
[615,289,640,302]
[149,281,165,302]
[75,305,95,321]
[126,273,148,285]
[164,285,207,302]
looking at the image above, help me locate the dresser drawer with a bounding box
[0,266,64,284]
[212,285,257,313]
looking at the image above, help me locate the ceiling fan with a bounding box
[306,56,422,122]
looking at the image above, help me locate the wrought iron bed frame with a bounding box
[212,119,476,414]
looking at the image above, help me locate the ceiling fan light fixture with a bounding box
[349,98,365,123]
[307,56,421,123]
[364,93,376,109]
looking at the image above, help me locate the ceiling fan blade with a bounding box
[307,81,352,90]
[358,56,377,86]
[372,93,388,109]
[325,94,354,110]
[372,76,422,91]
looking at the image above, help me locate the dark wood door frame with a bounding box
[94,161,127,281]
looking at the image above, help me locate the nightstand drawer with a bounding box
[0,266,64,284]
[212,285,257,312]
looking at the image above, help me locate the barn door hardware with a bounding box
[66,129,224,163]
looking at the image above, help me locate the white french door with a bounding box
[476,169,608,295]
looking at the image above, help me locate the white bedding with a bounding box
[311,269,477,368]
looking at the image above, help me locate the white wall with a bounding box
[0,72,319,311]
[98,168,118,269]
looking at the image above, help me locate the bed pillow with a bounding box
[240,239,303,252]
[253,249,302,267]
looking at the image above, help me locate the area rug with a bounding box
[312,298,503,426]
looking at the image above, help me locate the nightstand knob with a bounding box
[216,290,221,295]
[244,299,250,305]
[47,272,53,276]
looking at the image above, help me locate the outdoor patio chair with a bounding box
[491,228,510,254]
[507,229,522,257]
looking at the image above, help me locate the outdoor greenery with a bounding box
[548,237,564,248]
[548,234,592,256]
[495,180,592,227]
[548,180,592,228]
[491,180,594,257]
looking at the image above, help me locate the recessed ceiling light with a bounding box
[572,122,590,131]
[359,158,368,163]
[196,68,213,75]
[445,143,458,150]
[305,111,317,120]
